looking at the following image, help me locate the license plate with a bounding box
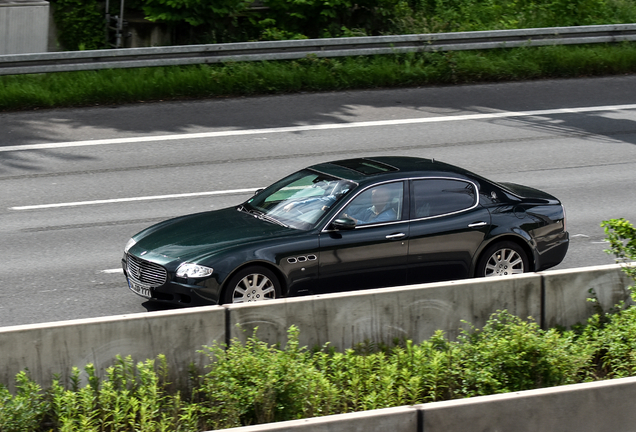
[128,279,151,298]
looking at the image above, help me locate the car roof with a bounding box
[309,156,478,183]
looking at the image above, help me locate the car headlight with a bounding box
[176,263,214,278]
[124,238,137,253]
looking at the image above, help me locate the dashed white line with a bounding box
[7,103,636,211]
[10,188,259,210]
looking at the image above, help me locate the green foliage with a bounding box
[456,311,585,396]
[49,0,636,46]
[3,43,636,111]
[135,0,636,42]
[390,0,636,34]
[3,310,636,430]
[140,0,406,41]
[258,0,398,39]
[579,307,636,379]
[48,355,189,431]
[197,326,340,429]
[141,0,258,43]
[315,331,460,408]
[0,372,48,432]
[51,0,105,50]
[142,0,249,26]
[602,218,636,299]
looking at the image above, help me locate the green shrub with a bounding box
[579,307,636,380]
[51,0,105,50]
[0,372,48,432]
[455,311,587,396]
[48,355,190,431]
[315,332,459,409]
[602,218,636,299]
[197,326,340,429]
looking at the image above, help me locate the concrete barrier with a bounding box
[227,273,542,349]
[0,0,49,55]
[0,306,225,391]
[420,377,636,432]
[0,264,632,392]
[218,377,636,432]
[542,263,634,329]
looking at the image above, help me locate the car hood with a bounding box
[129,207,291,264]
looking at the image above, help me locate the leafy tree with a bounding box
[141,0,258,43]
[51,0,105,50]
[140,0,401,42]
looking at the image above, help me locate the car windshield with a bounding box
[242,170,356,230]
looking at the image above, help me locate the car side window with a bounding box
[411,179,476,218]
[338,182,404,225]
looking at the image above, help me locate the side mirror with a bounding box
[332,217,356,230]
[254,188,264,195]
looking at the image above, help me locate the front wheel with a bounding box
[476,241,529,277]
[222,266,281,304]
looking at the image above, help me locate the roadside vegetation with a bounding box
[2,42,636,112]
[1,309,636,431]
[0,0,634,111]
[1,218,635,431]
[55,0,636,45]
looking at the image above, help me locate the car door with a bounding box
[407,178,491,284]
[317,181,409,293]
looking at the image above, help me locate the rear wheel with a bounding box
[222,266,281,304]
[477,241,529,277]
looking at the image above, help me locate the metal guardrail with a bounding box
[1,23,635,76]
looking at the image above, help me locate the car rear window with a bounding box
[411,179,477,218]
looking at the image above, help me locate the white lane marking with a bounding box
[103,269,124,274]
[10,187,259,210]
[2,104,636,152]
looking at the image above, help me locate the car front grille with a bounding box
[126,253,167,287]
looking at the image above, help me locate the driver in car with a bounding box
[343,185,398,224]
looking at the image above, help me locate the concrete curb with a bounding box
[218,377,636,432]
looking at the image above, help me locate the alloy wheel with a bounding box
[483,248,525,276]
[230,273,277,302]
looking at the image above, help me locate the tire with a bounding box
[222,266,281,304]
[476,241,529,277]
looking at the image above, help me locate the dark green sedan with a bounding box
[122,156,569,306]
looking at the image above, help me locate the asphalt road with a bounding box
[1,75,635,327]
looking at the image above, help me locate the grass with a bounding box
[1,42,636,112]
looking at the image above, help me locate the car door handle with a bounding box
[468,221,488,228]
[386,233,406,239]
